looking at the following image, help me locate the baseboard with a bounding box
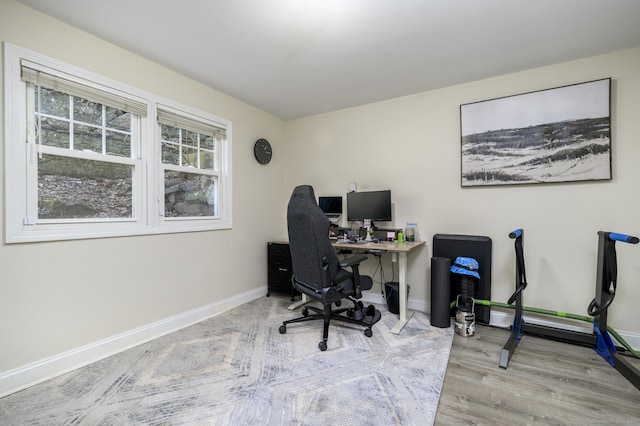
[0,287,266,398]
[489,309,640,352]
[363,291,640,351]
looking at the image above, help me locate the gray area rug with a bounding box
[0,296,453,425]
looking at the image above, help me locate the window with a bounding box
[158,108,225,219]
[28,82,142,222]
[4,43,232,243]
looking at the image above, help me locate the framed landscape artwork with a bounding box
[460,78,611,187]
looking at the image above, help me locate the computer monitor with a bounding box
[346,190,392,223]
[318,196,342,217]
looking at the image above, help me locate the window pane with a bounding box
[200,151,214,169]
[160,123,217,171]
[106,107,131,131]
[39,117,70,148]
[38,154,133,219]
[201,134,214,150]
[73,96,102,125]
[183,130,198,147]
[164,170,217,217]
[182,147,198,167]
[162,142,179,165]
[161,124,179,143]
[106,130,131,157]
[74,124,102,153]
[38,87,69,117]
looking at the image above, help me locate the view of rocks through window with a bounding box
[38,155,133,219]
[35,87,217,220]
[38,159,217,219]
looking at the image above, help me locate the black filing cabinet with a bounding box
[267,242,297,300]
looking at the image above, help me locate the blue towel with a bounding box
[450,256,481,279]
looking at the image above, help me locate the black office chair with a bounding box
[279,185,381,351]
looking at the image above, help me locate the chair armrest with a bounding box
[321,256,331,288]
[339,254,368,268]
[339,254,368,299]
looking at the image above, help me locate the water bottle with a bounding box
[405,222,418,242]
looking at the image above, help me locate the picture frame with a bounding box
[460,78,611,187]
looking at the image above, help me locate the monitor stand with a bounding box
[364,219,374,240]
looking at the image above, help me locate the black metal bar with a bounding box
[500,333,518,369]
[612,354,640,391]
[500,228,526,369]
[592,231,640,391]
[522,323,597,347]
[593,231,608,331]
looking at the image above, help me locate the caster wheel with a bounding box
[335,300,342,307]
[364,329,373,337]
[319,341,327,351]
[279,325,286,334]
[302,307,309,317]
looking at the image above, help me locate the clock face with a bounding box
[254,138,272,164]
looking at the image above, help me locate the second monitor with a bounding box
[318,196,343,218]
[346,190,392,224]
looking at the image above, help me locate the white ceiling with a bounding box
[17,0,640,120]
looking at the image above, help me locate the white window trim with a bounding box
[4,43,232,243]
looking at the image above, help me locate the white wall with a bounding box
[285,47,640,339]
[0,0,286,381]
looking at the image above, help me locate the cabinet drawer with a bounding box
[268,243,291,258]
[269,260,292,282]
[270,278,293,294]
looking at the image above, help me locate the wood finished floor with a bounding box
[435,325,640,425]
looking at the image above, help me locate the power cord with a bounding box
[370,253,385,294]
[370,252,399,298]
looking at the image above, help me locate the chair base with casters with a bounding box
[279,253,382,351]
[279,295,382,351]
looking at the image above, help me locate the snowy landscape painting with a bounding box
[460,79,611,187]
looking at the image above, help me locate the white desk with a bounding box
[288,239,426,334]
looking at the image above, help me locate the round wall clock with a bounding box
[254,138,272,164]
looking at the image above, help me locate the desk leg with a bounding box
[390,251,414,334]
[288,294,311,310]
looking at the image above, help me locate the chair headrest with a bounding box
[291,185,315,203]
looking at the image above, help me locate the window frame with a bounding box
[4,43,233,243]
[156,104,232,225]
[25,83,144,224]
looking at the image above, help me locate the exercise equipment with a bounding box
[500,228,527,368]
[499,229,640,391]
[430,257,452,328]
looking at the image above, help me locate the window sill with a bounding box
[5,219,232,244]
